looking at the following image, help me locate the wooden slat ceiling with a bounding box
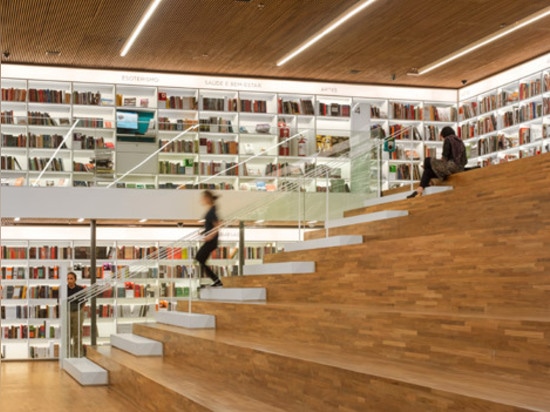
[1,0,549,89]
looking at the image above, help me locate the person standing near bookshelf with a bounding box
[407,126,467,198]
[196,190,223,287]
[67,271,85,357]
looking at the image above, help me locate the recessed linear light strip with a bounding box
[120,0,163,57]
[277,0,377,67]
[415,5,550,75]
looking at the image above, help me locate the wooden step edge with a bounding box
[86,345,290,412]
[134,323,550,411]
[184,300,550,323]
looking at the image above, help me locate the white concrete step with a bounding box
[199,287,266,301]
[326,210,408,229]
[363,186,453,208]
[155,310,215,329]
[283,235,363,252]
[243,261,315,276]
[63,358,108,386]
[110,333,163,357]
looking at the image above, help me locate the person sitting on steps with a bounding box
[407,126,467,198]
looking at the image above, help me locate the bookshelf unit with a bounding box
[0,232,288,360]
[458,68,550,167]
[346,98,458,191]
[1,66,457,194]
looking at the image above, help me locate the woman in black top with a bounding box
[196,190,223,287]
[407,126,467,198]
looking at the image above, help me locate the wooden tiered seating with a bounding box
[88,154,550,411]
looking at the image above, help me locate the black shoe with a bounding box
[211,279,223,287]
[406,191,419,199]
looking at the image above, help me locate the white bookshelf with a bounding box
[1,65,457,193]
[459,68,550,167]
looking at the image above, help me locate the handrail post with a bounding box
[298,187,302,241]
[238,221,245,276]
[90,219,97,348]
[325,169,329,238]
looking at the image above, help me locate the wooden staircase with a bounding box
[87,154,550,411]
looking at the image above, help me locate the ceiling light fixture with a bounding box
[414,5,550,75]
[139,218,148,223]
[120,0,163,57]
[276,0,377,67]
[14,217,20,222]
[77,218,85,223]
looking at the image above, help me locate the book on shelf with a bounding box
[229,98,268,113]
[28,245,72,260]
[158,138,197,153]
[29,133,67,149]
[388,125,422,140]
[27,111,58,126]
[28,88,70,104]
[158,117,197,131]
[1,133,27,148]
[1,156,23,171]
[29,265,60,279]
[202,97,225,111]
[392,102,422,120]
[518,127,531,145]
[476,114,497,135]
[123,97,136,107]
[497,90,519,108]
[519,79,541,100]
[424,105,457,122]
[1,246,28,259]
[395,164,420,180]
[1,266,26,279]
[459,102,478,120]
[1,87,27,102]
[27,157,65,172]
[72,90,102,105]
[459,122,477,139]
[159,94,197,110]
[74,117,106,128]
[318,102,350,117]
[198,160,239,176]
[199,117,233,133]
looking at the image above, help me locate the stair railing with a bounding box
[62,123,413,362]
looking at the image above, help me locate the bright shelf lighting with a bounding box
[120,0,163,57]
[139,218,148,223]
[77,218,85,223]
[14,217,20,222]
[277,0,377,66]
[417,5,550,75]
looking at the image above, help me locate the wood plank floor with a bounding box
[0,361,131,412]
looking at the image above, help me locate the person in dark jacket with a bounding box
[196,190,223,287]
[407,126,467,198]
[67,271,85,357]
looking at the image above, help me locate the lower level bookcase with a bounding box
[0,227,298,360]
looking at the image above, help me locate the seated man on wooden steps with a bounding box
[407,126,467,198]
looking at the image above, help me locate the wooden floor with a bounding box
[0,361,131,411]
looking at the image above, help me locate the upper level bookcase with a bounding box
[458,56,550,168]
[0,64,456,194]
